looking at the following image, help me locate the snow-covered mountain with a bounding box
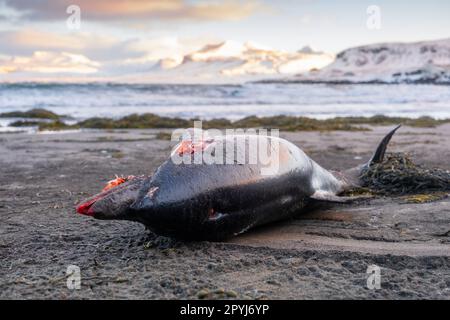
[142,40,334,83]
[276,38,450,84]
[10,38,449,84]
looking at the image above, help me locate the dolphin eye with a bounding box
[207,208,227,221]
[208,208,216,219]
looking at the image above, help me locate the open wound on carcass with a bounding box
[177,139,212,155]
[102,175,134,191]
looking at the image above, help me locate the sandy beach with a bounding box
[1,125,449,299]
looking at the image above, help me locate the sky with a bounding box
[0,0,449,80]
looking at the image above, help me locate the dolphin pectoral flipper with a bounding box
[310,191,370,203]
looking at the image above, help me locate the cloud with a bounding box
[0,28,220,77]
[0,27,225,70]
[123,35,220,62]
[2,0,263,22]
[0,51,100,74]
[0,29,146,61]
[0,29,84,54]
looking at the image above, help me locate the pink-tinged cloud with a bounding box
[0,51,100,74]
[0,29,147,61]
[3,0,263,21]
[0,29,84,51]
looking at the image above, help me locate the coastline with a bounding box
[2,108,450,133]
[253,79,450,85]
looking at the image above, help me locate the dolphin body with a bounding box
[76,126,400,240]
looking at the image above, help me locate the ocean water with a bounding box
[1,83,450,124]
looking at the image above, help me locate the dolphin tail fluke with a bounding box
[364,124,401,169]
[340,125,401,189]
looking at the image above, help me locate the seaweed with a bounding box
[4,108,450,131]
[9,120,42,127]
[360,153,450,195]
[38,121,79,131]
[232,115,367,131]
[76,113,368,131]
[0,108,60,120]
[72,114,450,131]
[401,192,448,203]
[154,132,173,140]
[78,114,190,129]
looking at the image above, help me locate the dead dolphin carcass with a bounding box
[76,126,401,240]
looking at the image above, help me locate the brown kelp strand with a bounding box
[360,153,450,195]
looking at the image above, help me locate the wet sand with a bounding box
[0,125,449,299]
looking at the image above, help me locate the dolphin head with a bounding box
[76,176,145,220]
